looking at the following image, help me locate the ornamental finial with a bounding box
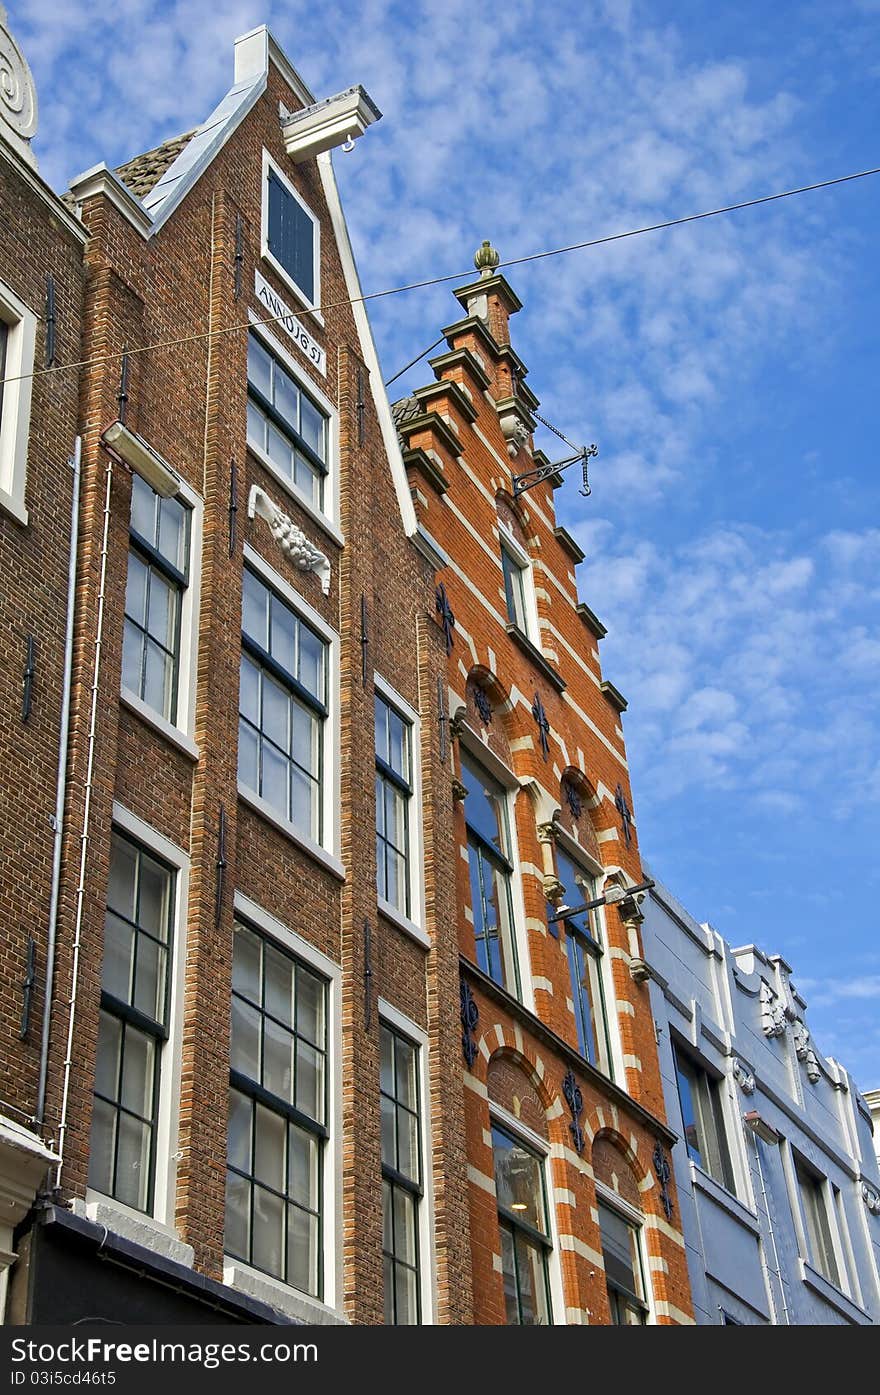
[474,239,500,278]
[0,4,39,167]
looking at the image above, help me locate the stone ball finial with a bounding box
[474,239,500,278]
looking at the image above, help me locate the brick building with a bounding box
[394,246,693,1325]
[641,870,880,1324]
[1,19,693,1325]
[0,3,86,1318]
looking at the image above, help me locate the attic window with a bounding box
[262,152,319,311]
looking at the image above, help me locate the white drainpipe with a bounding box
[36,436,81,1131]
[55,444,114,1188]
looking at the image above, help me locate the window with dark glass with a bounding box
[673,1042,735,1191]
[492,1124,552,1325]
[89,831,174,1213]
[375,695,412,917]
[501,540,529,632]
[238,568,327,842]
[554,848,613,1075]
[225,923,328,1296]
[381,1024,422,1324]
[599,1200,648,1325]
[122,475,190,723]
[267,169,317,304]
[794,1156,840,1286]
[247,333,328,510]
[461,752,519,995]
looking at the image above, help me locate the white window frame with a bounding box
[785,1144,848,1294]
[261,149,322,321]
[595,1178,655,1325]
[458,725,534,1012]
[378,999,436,1324]
[239,542,343,881]
[227,891,343,1318]
[120,475,202,758]
[374,674,426,947]
[0,278,37,526]
[85,803,191,1233]
[489,1102,566,1325]
[553,823,621,1080]
[671,1035,737,1196]
[498,522,540,643]
[246,312,341,543]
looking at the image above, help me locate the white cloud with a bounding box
[580,520,880,816]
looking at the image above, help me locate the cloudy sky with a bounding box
[14,0,880,1089]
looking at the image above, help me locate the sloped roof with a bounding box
[391,395,421,428]
[115,131,197,199]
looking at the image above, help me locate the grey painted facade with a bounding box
[640,869,880,1325]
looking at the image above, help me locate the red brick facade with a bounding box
[398,261,694,1323]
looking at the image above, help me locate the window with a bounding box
[264,157,319,308]
[673,1043,735,1192]
[375,694,413,918]
[0,279,37,523]
[492,1124,552,1325]
[381,1024,423,1324]
[599,1199,649,1324]
[239,567,327,841]
[89,831,175,1213]
[554,848,613,1075]
[501,540,529,632]
[461,752,519,995]
[247,332,329,511]
[225,922,328,1296]
[794,1156,840,1286]
[122,475,191,723]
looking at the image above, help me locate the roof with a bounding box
[115,131,197,199]
[391,395,421,428]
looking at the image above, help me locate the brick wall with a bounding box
[0,147,85,1139]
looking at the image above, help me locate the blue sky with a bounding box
[14,0,880,1089]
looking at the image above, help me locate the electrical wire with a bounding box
[3,162,880,391]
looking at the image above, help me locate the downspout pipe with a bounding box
[36,436,81,1131]
[55,444,114,1188]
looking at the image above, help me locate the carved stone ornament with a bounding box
[248,486,330,595]
[0,5,38,164]
[861,1183,880,1216]
[542,873,565,907]
[760,982,787,1039]
[732,1058,756,1096]
[536,820,558,847]
[451,776,468,804]
[503,418,531,459]
[792,1020,821,1084]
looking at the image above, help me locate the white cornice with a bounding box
[68,162,152,238]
